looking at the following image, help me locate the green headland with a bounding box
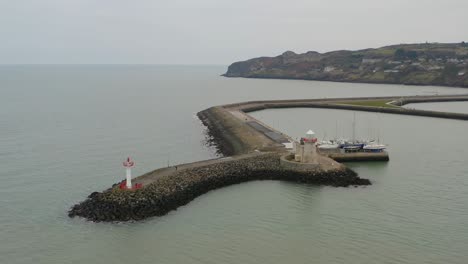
[224,42,468,88]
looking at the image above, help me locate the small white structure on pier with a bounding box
[294,130,318,164]
[123,157,135,189]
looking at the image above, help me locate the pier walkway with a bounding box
[223,94,468,120]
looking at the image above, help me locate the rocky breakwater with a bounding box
[68,152,370,222]
[197,106,282,156]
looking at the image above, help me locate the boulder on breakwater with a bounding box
[68,153,370,222]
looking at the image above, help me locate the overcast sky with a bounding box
[1,0,467,64]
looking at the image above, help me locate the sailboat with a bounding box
[341,113,365,151]
[363,114,387,152]
[363,143,386,152]
[317,131,340,150]
[317,140,340,150]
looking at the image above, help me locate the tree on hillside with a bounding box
[443,64,458,77]
[394,49,406,59]
[406,50,418,59]
[395,49,418,60]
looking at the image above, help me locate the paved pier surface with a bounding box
[223,94,468,120]
[133,155,237,187]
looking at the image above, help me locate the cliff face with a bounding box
[224,43,468,87]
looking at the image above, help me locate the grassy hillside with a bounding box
[224,43,468,87]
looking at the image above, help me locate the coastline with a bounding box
[223,75,468,89]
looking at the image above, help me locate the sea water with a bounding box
[1,65,467,264]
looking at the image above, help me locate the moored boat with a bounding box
[363,144,387,152]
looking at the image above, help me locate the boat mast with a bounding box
[335,120,338,140]
[377,113,381,144]
[352,112,356,142]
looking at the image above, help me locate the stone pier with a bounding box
[69,94,468,222]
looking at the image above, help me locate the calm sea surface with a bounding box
[1,65,467,264]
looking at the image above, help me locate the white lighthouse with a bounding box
[305,129,315,141]
[123,157,135,189]
[294,130,318,164]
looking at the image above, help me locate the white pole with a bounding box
[352,112,356,142]
[126,167,132,188]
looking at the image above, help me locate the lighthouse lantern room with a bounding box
[123,157,135,189]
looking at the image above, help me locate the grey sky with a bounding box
[1,0,467,64]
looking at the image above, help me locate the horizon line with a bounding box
[0,63,228,66]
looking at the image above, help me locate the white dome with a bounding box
[306,130,315,135]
